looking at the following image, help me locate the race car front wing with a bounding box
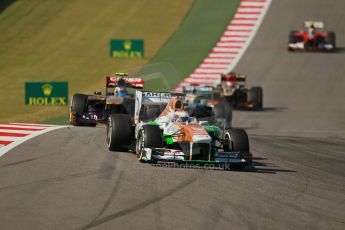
[142,147,251,166]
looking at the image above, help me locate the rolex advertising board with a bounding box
[110,39,144,58]
[25,82,68,106]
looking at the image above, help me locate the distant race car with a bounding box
[106,91,252,169]
[288,21,336,52]
[69,72,144,126]
[220,72,263,110]
[182,85,232,128]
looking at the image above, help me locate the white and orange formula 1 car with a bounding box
[106,91,252,169]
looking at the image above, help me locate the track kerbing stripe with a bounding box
[174,0,272,91]
[0,123,66,157]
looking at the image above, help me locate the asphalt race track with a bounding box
[1,0,345,229]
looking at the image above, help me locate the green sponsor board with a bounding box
[25,82,68,106]
[110,39,144,58]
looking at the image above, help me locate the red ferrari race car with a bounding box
[288,21,336,52]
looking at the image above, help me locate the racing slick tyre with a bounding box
[325,32,336,52]
[70,94,88,126]
[224,128,251,169]
[136,125,163,162]
[107,114,132,151]
[213,98,233,128]
[248,87,263,110]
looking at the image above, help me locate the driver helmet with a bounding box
[308,24,315,36]
[168,98,184,111]
[115,78,127,97]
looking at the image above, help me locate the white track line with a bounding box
[216,41,246,45]
[234,13,259,18]
[200,64,230,68]
[213,47,242,52]
[190,73,221,78]
[237,9,262,13]
[209,53,237,58]
[203,58,233,64]
[195,68,226,74]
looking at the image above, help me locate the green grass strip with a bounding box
[145,0,241,90]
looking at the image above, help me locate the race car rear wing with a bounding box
[134,91,185,124]
[221,73,246,83]
[106,76,144,89]
[182,86,213,94]
[304,21,324,29]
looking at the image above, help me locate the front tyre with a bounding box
[136,125,162,162]
[224,128,251,167]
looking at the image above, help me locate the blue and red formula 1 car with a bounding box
[69,72,144,126]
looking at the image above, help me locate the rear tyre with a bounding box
[288,31,298,51]
[213,98,233,128]
[71,94,87,113]
[288,31,297,43]
[107,114,132,151]
[71,94,88,126]
[325,32,336,51]
[136,125,162,162]
[248,87,263,110]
